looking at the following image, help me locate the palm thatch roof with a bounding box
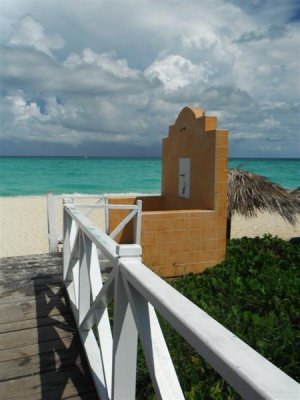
[228,168,299,225]
[291,187,300,199]
[290,187,300,213]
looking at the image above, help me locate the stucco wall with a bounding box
[108,107,228,278]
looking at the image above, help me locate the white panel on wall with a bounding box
[178,158,190,198]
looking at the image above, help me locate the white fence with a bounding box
[47,192,142,252]
[63,200,299,400]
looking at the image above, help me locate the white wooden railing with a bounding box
[47,192,109,252]
[63,200,299,400]
[47,192,142,252]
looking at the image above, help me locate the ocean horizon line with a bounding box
[0,155,299,160]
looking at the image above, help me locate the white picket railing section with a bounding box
[47,192,109,252]
[47,192,142,252]
[63,200,299,400]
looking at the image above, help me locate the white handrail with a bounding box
[120,259,299,400]
[47,192,142,251]
[63,202,300,400]
[47,192,107,251]
[74,204,139,210]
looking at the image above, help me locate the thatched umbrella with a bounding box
[290,187,300,214]
[227,168,299,239]
[291,187,300,200]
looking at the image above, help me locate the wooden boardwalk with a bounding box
[0,253,98,400]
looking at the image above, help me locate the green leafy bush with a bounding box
[136,235,300,399]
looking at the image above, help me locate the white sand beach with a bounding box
[0,196,105,258]
[0,195,299,258]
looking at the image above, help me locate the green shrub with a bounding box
[136,235,300,399]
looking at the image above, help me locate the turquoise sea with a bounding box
[0,157,299,196]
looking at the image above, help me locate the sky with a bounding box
[0,0,299,157]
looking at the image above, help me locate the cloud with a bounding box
[0,45,156,95]
[63,48,140,79]
[9,15,65,56]
[0,0,299,157]
[235,25,287,43]
[144,54,212,91]
[224,0,299,24]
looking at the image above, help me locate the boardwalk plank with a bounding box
[1,273,63,289]
[0,312,73,334]
[0,261,62,272]
[66,394,99,399]
[0,276,63,301]
[0,286,63,304]
[0,320,76,350]
[0,253,63,296]
[0,284,63,300]
[0,253,62,266]
[0,296,68,323]
[0,336,76,362]
[0,347,85,381]
[0,367,95,399]
[0,253,97,399]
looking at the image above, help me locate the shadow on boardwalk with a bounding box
[0,253,97,400]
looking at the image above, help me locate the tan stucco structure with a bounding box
[109,106,228,278]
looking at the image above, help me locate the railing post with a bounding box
[134,199,142,244]
[105,196,110,235]
[78,232,91,325]
[121,274,184,399]
[82,235,113,395]
[47,192,58,253]
[111,244,142,400]
[63,197,74,280]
